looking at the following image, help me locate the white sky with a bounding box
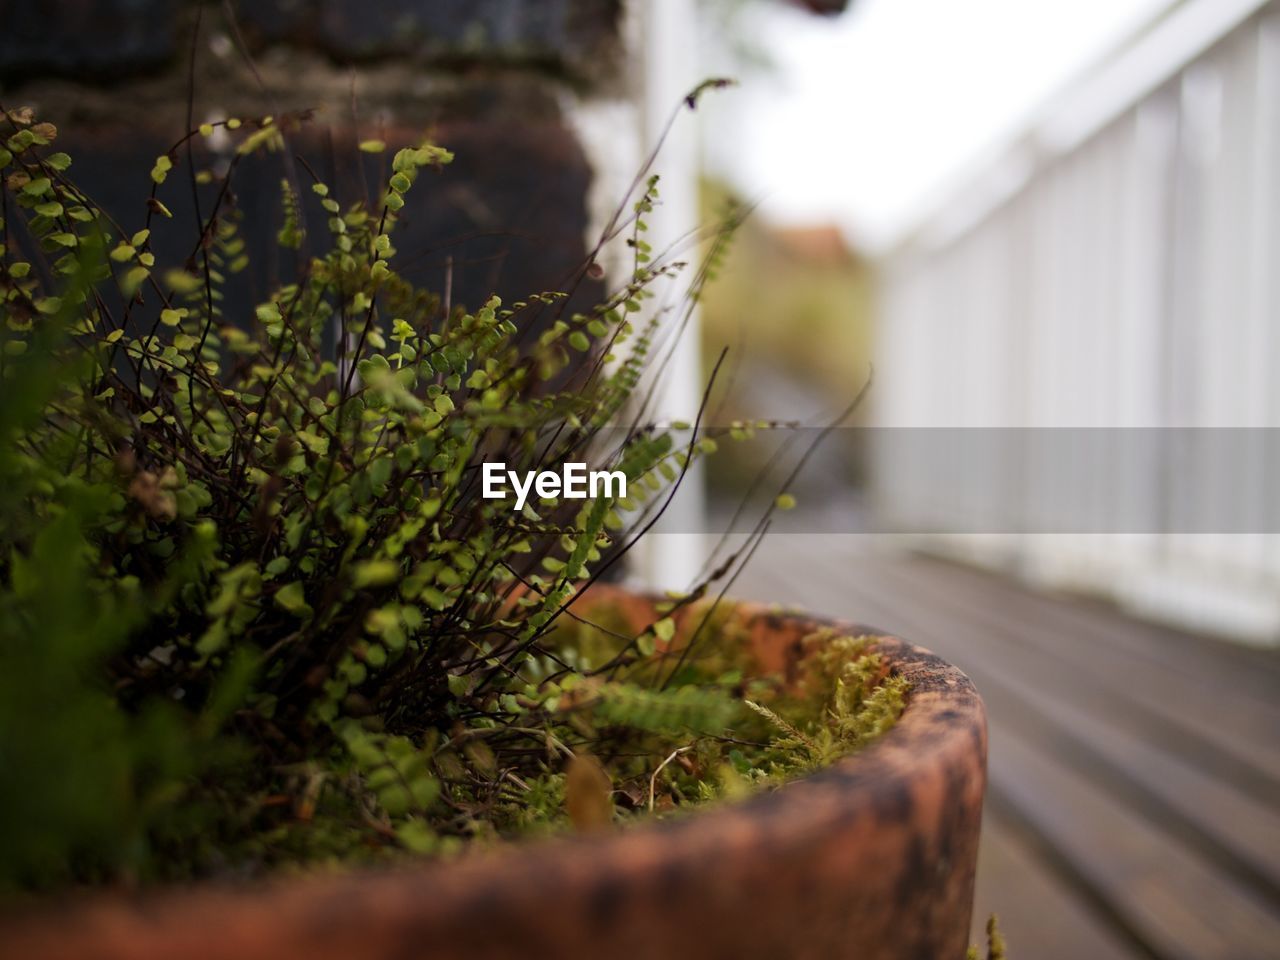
[703,0,1175,252]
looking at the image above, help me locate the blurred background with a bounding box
[689,1,1280,957]
[3,0,1277,955]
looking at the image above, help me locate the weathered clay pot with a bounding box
[0,586,986,960]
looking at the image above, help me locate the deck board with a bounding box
[973,816,1138,960]
[858,556,1280,780]
[725,534,1280,960]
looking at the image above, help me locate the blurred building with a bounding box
[874,0,1280,644]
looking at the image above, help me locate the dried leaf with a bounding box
[565,753,613,832]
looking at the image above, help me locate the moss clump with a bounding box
[968,915,1008,960]
[518,612,909,832]
[744,632,909,776]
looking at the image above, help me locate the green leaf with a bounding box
[353,560,399,589]
[164,269,202,294]
[396,820,437,854]
[594,683,736,736]
[255,302,282,323]
[357,354,390,383]
[274,582,311,617]
[296,430,328,455]
[119,265,149,295]
[369,456,392,490]
[151,154,173,184]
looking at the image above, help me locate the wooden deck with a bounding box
[726,535,1280,960]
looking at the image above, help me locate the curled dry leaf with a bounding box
[565,753,613,833]
[127,470,177,521]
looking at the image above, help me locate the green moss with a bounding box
[530,611,909,830]
[968,915,1008,960]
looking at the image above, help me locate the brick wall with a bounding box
[0,0,625,312]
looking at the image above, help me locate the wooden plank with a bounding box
[972,812,1142,960]
[806,549,1280,888]
[852,553,1280,795]
[970,648,1280,900]
[812,553,1280,910]
[991,727,1280,960]
[804,549,1280,812]
[863,553,1280,750]
[908,554,1280,698]
[827,553,1280,893]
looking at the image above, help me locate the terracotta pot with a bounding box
[0,586,986,960]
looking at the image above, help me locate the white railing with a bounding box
[874,0,1280,644]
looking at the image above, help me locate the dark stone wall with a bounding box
[0,0,622,313]
[237,0,622,83]
[0,0,620,84]
[0,0,181,81]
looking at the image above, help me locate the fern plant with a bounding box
[0,96,902,891]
